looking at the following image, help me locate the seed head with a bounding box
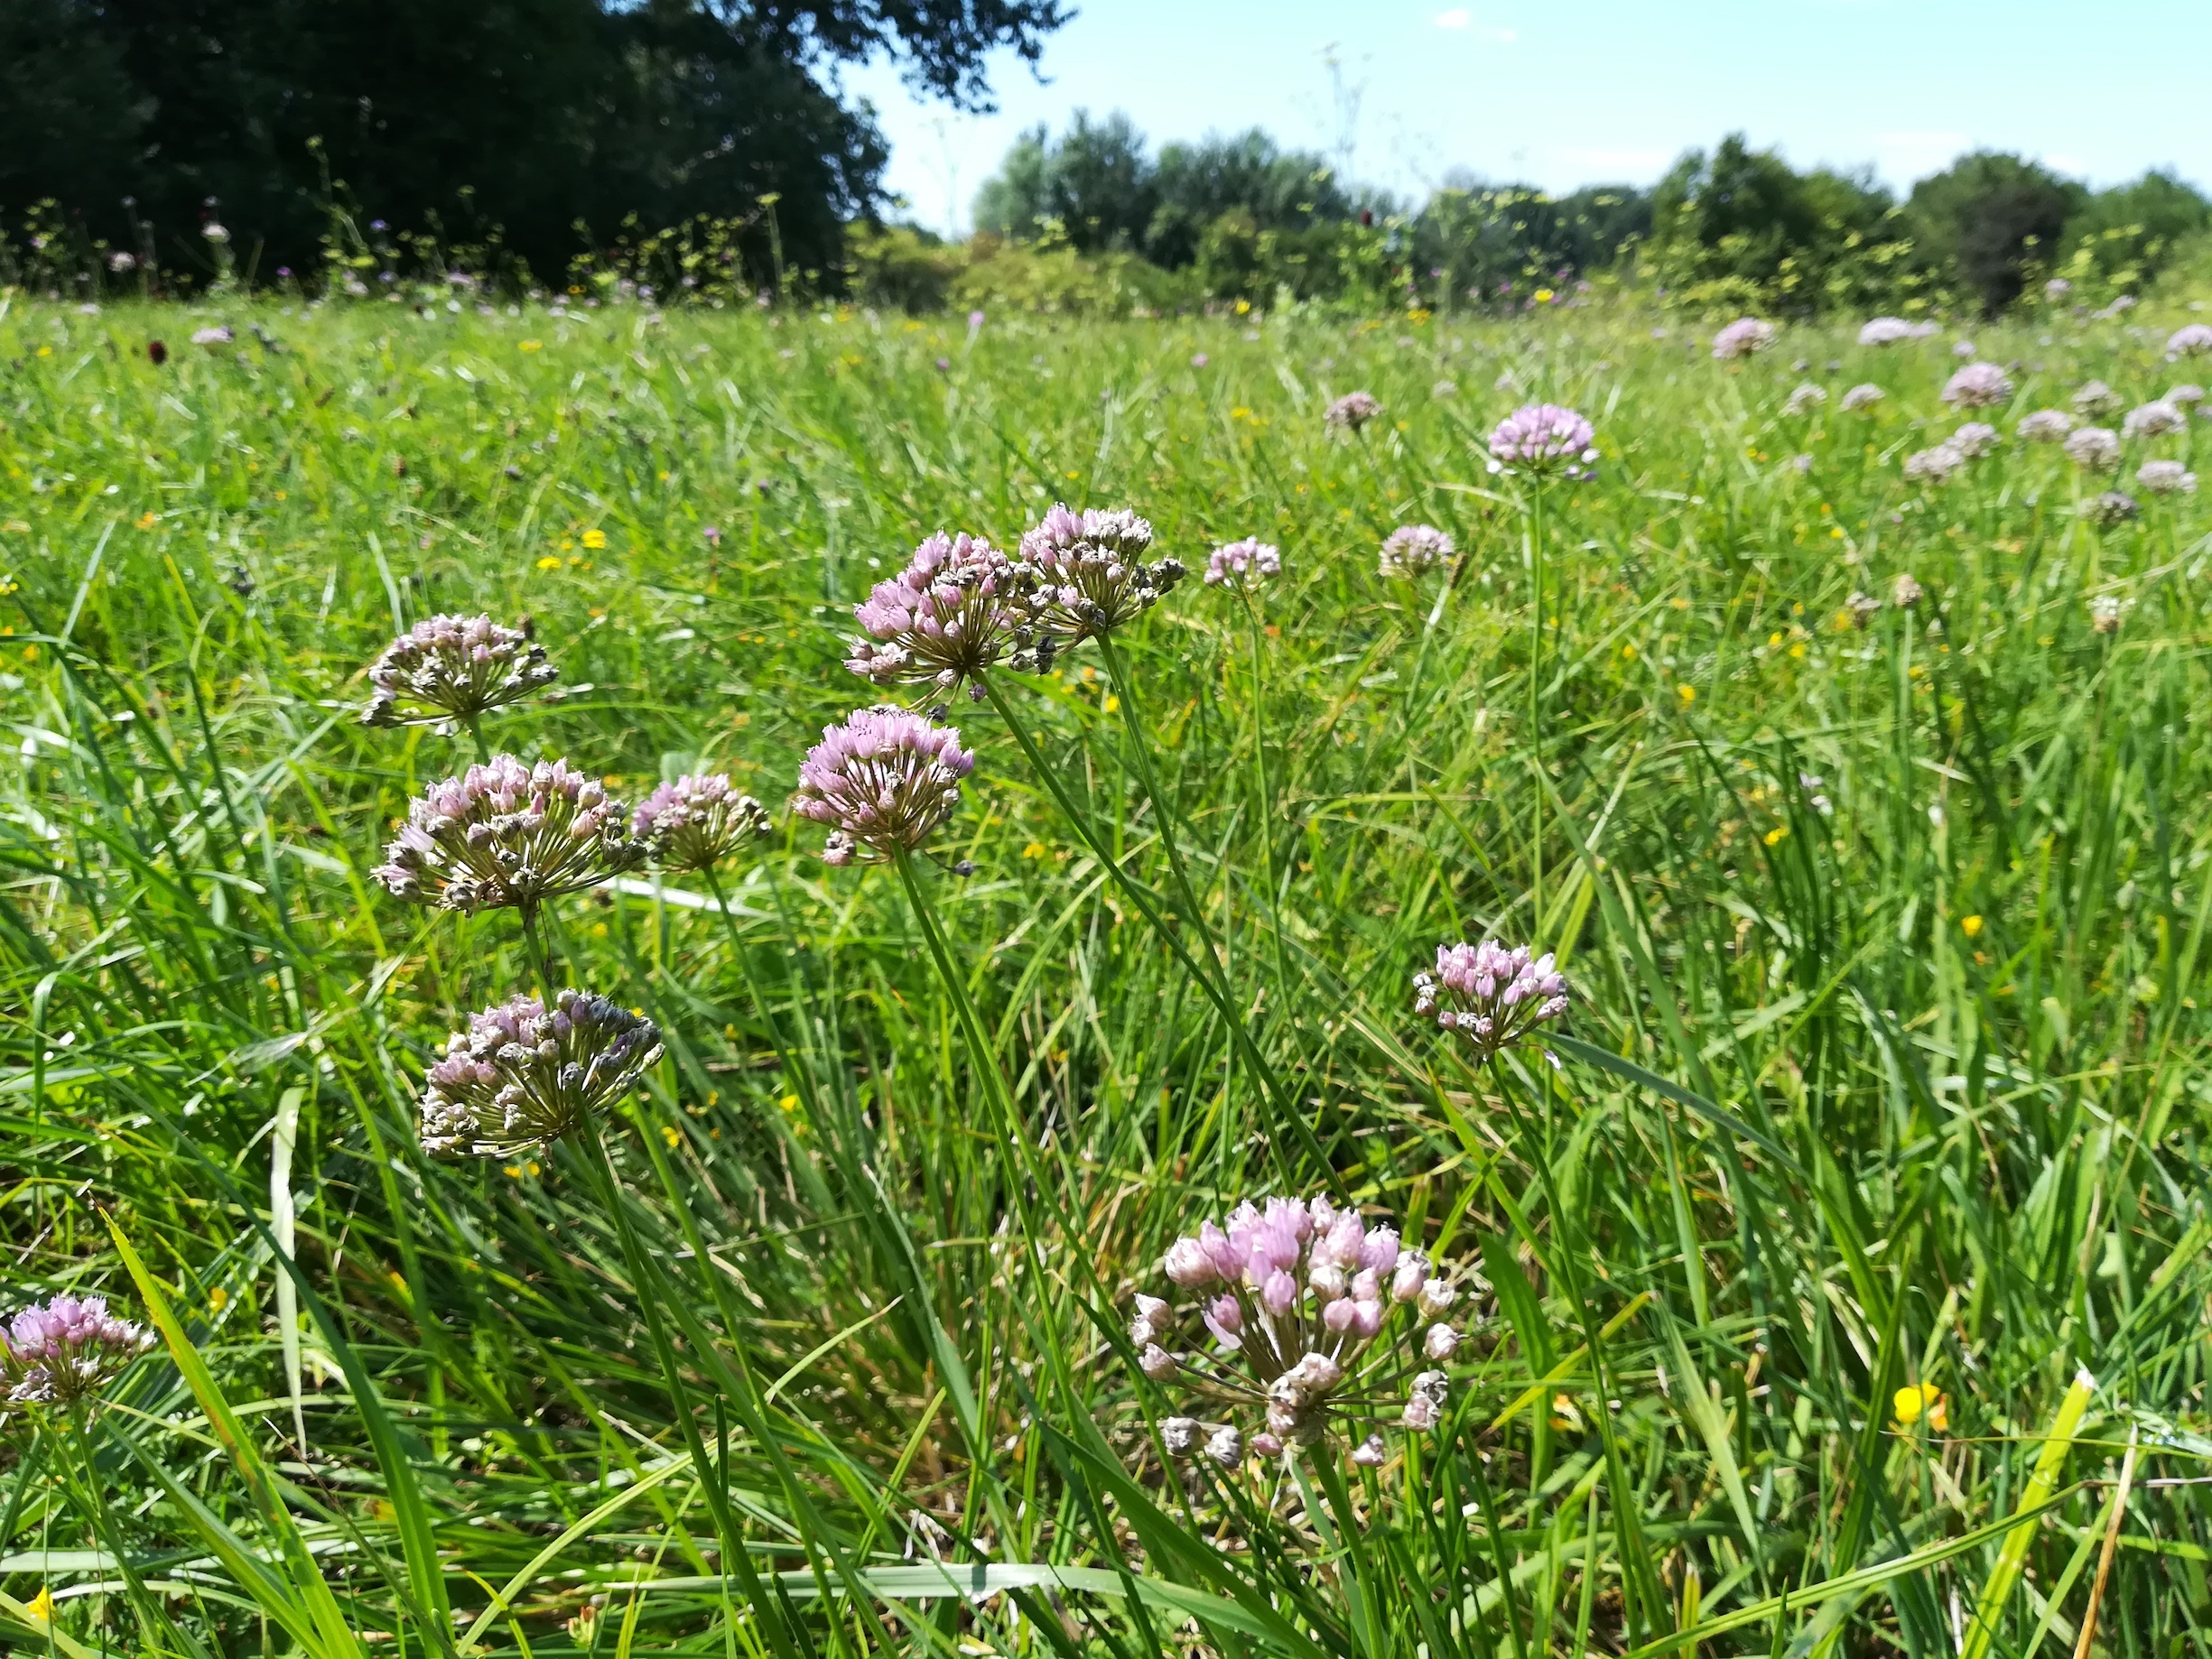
[361,614,556,728]
[791,706,974,866]
[1414,939,1569,1064]
[374,755,645,912]
[1,1294,154,1411]
[633,774,772,874]
[419,990,664,1157]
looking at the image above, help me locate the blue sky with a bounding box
[842,0,2212,236]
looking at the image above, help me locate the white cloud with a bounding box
[1434,7,1473,26]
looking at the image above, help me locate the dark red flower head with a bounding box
[147,339,168,366]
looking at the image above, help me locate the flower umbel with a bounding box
[1142,1197,1466,1464]
[373,755,645,911]
[1413,940,1570,1065]
[1,1295,153,1410]
[1711,317,1776,359]
[793,706,974,867]
[846,532,1049,700]
[1324,391,1381,432]
[634,774,772,874]
[1018,504,1185,646]
[419,990,664,1157]
[2016,409,2074,442]
[361,613,557,728]
[1942,363,2014,407]
[1488,403,1597,476]
[1378,524,1455,579]
[1204,537,1282,591]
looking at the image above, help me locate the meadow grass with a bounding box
[2,291,2210,1657]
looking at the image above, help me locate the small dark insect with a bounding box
[225,564,256,598]
[147,339,168,366]
[504,465,523,479]
[951,860,977,878]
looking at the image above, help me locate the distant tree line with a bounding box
[0,0,1064,291]
[949,119,2212,316]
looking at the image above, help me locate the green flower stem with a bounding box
[980,673,1327,1176]
[460,712,491,765]
[1237,593,1296,1005]
[1526,480,1547,922]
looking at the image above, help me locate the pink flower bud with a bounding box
[1360,1228,1400,1273]
[1402,1391,1440,1432]
[1309,1262,1347,1302]
[1417,1279,1457,1319]
[1208,1294,1242,1334]
[1323,1297,1358,1333]
[1139,1344,1176,1380]
[1424,1323,1460,1360]
[1163,1239,1215,1287]
[1250,1432,1284,1458]
[1350,1269,1380,1302]
[1350,1433,1387,1468]
[1351,1299,1384,1339]
[1261,1270,1297,1315]
[1390,1253,1430,1302]
[1161,1416,1198,1456]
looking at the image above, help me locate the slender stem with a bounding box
[66,1410,204,1657]
[980,674,1325,1176]
[1526,481,1547,924]
[1240,595,1295,1004]
[461,712,491,765]
[516,903,557,1000]
[1095,632,1209,932]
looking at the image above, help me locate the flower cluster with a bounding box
[2138,459,2198,496]
[2064,427,2122,471]
[1950,422,1999,459]
[2166,324,2212,359]
[1018,504,1186,645]
[1711,317,1777,359]
[1840,384,1886,412]
[2073,380,2124,420]
[1378,524,1455,579]
[374,756,645,912]
[2169,384,2207,410]
[846,532,1050,699]
[2,1295,154,1409]
[1324,391,1382,432]
[419,991,665,1157]
[2090,594,2128,633]
[1412,940,1570,1064]
[1942,363,2013,407]
[1845,590,1882,628]
[1856,317,1924,347]
[1204,537,1282,591]
[1487,403,1598,476]
[1903,443,1966,484]
[1892,573,1924,607]
[361,614,558,728]
[2017,409,2074,442]
[1782,384,1826,417]
[1141,1197,1464,1466]
[633,774,772,874]
[2079,491,2140,529]
[793,706,974,867]
[2123,401,2187,440]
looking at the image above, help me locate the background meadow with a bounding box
[3,292,2212,1656]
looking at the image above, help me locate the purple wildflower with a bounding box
[1840,384,1886,412]
[1950,422,2000,459]
[1,1294,154,1410]
[1203,537,1282,591]
[1378,524,1455,579]
[2165,384,2206,410]
[1018,504,1185,646]
[1856,317,1925,347]
[792,707,974,867]
[1904,444,1966,484]
[1487,403,1597,476]
[2063,427,2122,472]
[2078,492,2140,529]
[1141,1196,1468,1464]
[847,532,1049,699]
[1324,391,1382,432]
[1782,384,1827,417]
[2165,324,2212,359]
[1941,363,2013,408]
[372,755,644,911]
[418,990,664,1157]
[2016,409,2074,442]
[191,325,233,348]
[1413,940,1570,1065]
[2123,401,2187,439]
[633,774,771,874]
[1711,317,1777,359]
[2137,459,2197,496]
[361,613,556,728]
[2072,380,2124,421]
[1845,591,1882,628]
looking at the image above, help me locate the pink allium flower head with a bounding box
[1950,422,1999,459]
[191,325,234,348]
[2063,426,2122,472]
[1903,444,1960,487]
[2165,384,2207,410]
[2123,400,2187,440]
[1711,317,1777,359]
[2072,380,2124,421]
[1840,384,1886,412]
[1942,363,2014,408]
[2044,277,2073,299]
[2165,324,2212,359]
[1845,591,1881,628]
[791,706,974,866]
[1487,403,1598,476]
[1017,504,1185,646]
[1204,537,1282,591]
[1413,939,1570,1064]
[373,755,645,911]
[632,774,771,874]
[2137,459,2198,496]
[846,531,1049,698]
[1782,384,1826,417]
[2078,492,2140,530]
[1378,524,1455,579]
[1324,390,1381,432]
[1,1294,155,1409]
[1143,1196,1457,1460]
[2016,409,2074,442]
[419,989,664,1157]
[362,614,556,728]
[1952,339,1977,359]
[1857,317,1916,347]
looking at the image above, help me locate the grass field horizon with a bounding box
[4,291,2211,1657]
